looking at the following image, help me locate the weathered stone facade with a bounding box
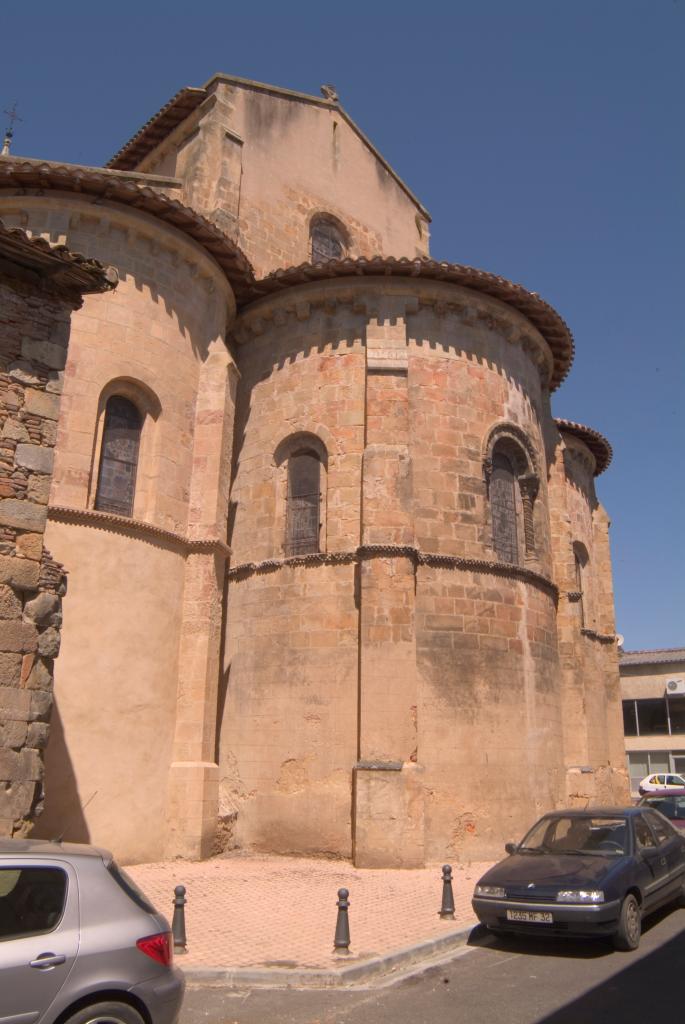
[0,74,628,864]
[0,224,115,835]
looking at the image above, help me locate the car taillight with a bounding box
[136,931,172,966]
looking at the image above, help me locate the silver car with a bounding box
[0,839,185,1024]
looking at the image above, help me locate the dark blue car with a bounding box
[472,807,685,950]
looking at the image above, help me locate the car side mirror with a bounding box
[505,842,518,855]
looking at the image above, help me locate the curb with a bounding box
[182,921,478,989]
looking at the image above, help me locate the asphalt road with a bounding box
[181,903,685,1024]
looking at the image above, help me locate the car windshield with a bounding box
[518,815,628,856]
[645,796,685,820]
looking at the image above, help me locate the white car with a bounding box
[639,773,685,794]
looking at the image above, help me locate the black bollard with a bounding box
[171,884,187,953]
[333,887,351,954]
[438,864,455,919]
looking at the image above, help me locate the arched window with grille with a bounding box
[310,216,346,263]
[285,451,321,556]
[484,424,540,567]
[573,542,590,628]
[490,451,519,564]
[94,395,142,517]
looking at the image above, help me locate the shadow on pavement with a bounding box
[536,924,685,1023]
[467,924,611,960]
[468,901,679,962]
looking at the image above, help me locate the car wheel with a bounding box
[63,1002,145,1024]
[612,894,641,951]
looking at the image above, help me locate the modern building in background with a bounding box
[0,73,628,865]
[620,648,685,794]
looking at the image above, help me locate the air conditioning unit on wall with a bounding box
[666,679,685,695]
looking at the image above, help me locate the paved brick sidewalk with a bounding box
[127,853,492,971]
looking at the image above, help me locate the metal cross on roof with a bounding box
[2,102,22,155]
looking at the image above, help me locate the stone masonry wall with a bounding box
[0,274,72,835]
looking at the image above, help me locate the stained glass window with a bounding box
[94,396,141,517]
[285,452,320,555]
[310,219,345,263]
[490,451,518,564]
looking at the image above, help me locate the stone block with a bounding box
[22,388,61,421]
[26,658,52,691]
[29,690,52,721]
[0,686,31,718]
[17,747,43,782]
[21,339,67,372]
[26,722,49,749]
[0,585,22,619]
[0,620,38,654]
[8,361,43,386]
[1,420,30,443]
[15,444,54,475]
[0,653,22,685]
[353,763,425,868]
[0,781,36,819]
[23,592,60,626]
[0,500,48,533]
[15,534,43,561]
[37,627,60,658]
[0,719,28,747]
[26,475,52,505]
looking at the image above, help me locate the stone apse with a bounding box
[0,72,628,864]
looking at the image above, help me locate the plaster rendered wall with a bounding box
[139,80,430,277]
[33,522,185,862]
[0,194,236,861]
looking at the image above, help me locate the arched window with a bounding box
[310,216,346,263]
[573,542,590,628]
[94,395,142,517]
[484,424,540,567]
[285,451,321,555]
[490,451,518,564]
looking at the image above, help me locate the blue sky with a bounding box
[2,1,682,648]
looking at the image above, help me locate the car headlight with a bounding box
[556,890,605,904]
[474,885,506,898]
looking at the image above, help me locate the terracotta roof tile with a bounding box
[0,219,117,294]
[107,87,208,171]
[243,256,575,390]
[554,418,612,475]
[0,158,254,297]
[620,648,685,666]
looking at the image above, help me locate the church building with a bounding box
[0,73,629,866]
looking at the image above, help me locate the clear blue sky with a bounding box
[2,1,682,649]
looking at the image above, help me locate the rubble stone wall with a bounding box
[0,273,72,835]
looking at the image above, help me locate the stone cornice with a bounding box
[581,627,617,644]
[0,158,254,298]
[47,505,231,558]
[555,418,612,476]
[227,544,558,598]
[237,257,573,390]
[231,275,556,389]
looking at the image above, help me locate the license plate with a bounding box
[506,909,553,923]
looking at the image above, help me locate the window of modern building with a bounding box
[621,697,685,737]
[94,395,142,517]
[626,750,685,794]
[490,451,519,564]
[310,217,346,263]
[285,451,321,556]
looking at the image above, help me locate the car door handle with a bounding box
[29,953,66,970]
[660,857,667,866]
